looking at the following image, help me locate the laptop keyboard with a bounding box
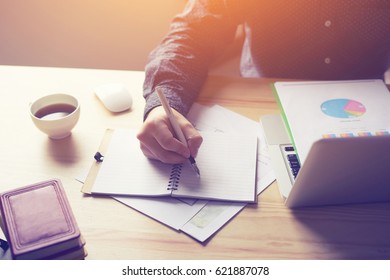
[281,145,301,181]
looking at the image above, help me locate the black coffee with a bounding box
[34,104,77,120]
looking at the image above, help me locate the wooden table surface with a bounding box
[1,65,389,260]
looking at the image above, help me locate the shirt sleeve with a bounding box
[142,0,245,119]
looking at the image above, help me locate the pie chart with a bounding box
[321,99,366,118]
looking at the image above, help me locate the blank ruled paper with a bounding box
[91,129,257,203]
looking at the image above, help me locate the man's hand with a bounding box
[137,106,203,164]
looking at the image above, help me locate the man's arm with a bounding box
[139,0,245,163]
[143,0,244,118]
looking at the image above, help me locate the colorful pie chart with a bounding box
[321,99,366,118]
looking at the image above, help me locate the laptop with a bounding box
[261,114,390,208]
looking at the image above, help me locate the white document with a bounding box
[113,196,207,231]
[181,104,275,242]
[181,201,246,242]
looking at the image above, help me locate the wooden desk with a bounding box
[1,65,390,260]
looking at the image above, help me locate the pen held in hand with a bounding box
[156,87,200,176]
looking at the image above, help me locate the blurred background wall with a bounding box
[2,1,385,80]
[0,0,185,70]
[0,0,241,75]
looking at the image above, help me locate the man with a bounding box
[137,0,390,164]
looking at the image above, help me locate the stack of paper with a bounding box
[79,104,275,242]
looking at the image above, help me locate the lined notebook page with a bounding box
[172,132,257,202]
[91,129,257,202]
[92,129,172,196]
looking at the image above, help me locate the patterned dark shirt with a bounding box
[143,0,390,117]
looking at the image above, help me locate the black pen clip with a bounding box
[94,152,104,163]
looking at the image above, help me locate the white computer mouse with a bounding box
[94,83,132,112]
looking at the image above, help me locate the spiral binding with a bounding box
[167,164,183,191]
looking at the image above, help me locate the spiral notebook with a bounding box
[86,129,258,203]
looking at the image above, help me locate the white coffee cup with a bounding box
[29,93,80,139]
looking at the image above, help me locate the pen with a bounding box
[156,87,200,176]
